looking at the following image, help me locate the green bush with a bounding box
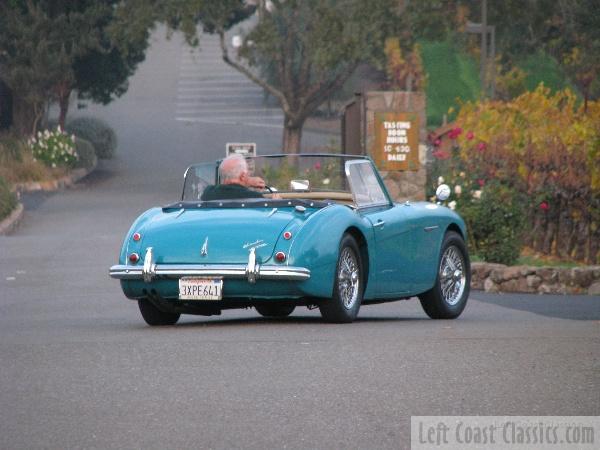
[459,183,526,265]
[0,176,17,221]
[66,117,117,159]
[73,137,97,170]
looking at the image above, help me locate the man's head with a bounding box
[219,154,248,185]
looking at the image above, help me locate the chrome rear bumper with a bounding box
[109,247,309,284]
[109,264,310,282]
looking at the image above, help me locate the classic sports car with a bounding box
[109,154,470,325]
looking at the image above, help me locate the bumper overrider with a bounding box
[109,247,310,284]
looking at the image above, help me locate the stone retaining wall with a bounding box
[471,262,600,295]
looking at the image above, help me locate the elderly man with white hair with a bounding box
[201,154,267,201]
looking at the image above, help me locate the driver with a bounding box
[201,154,266,201]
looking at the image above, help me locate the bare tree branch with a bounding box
[217,27,289,113]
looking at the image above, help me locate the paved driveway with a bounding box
[1,27,598,450]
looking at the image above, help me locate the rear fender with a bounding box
[288,205,373,298]
[118,208,163,264]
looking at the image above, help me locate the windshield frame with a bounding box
[180,154,390,206]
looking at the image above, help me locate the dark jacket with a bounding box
[200,183,264,201]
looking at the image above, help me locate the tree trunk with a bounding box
[58,88,71,130]
[11,94,36,136]
[0,81,13,130]
[282,116,304,153]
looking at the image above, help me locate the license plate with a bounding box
[178,277,223,300]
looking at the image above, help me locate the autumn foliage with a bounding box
[432,85,600,264]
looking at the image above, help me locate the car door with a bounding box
[346,160,416,296]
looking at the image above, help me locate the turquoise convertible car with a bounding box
[109,154,470,324]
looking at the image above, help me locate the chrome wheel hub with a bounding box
[439,245,466,306]
[338,247,360,309]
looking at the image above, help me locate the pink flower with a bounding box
[477,142,487,152]
[448,127,463,139]
[477,179,485,187]
[540,201,549,211]
[432,149,451,160]
[314,162,321,170]
[434,138,442,146]
[466,131,474,140]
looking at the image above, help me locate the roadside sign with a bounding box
[372,112,419,171]
[226,142,256,157]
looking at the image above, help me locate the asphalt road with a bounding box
[1,28,599,450]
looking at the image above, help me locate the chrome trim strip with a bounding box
[109,264,310,282]
[424,225,440,232]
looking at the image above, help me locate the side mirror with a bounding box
[436,184,451,202]
[290,179,310,191]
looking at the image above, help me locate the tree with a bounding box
[220,0,402,152]
[114,0,403,153]
[549,0,600,112]
[0,0,148,135]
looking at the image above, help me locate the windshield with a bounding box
[181,154,389,207]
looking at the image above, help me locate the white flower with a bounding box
[437,176,445,184]
[448,200,456,210]
[454,185,462,195]
[51,163,56,168]
[44,130,50,138]
[473,190,482,199]
[322,178,330,185]
[459,171,466,178]
[71,134,76,142]
[57,125,62,133]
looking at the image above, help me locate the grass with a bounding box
[470,250,584,268]
[420,41,575,128]
[420,40,480,128]
[0,133,68,185]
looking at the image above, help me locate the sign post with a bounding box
[226,142,256,157]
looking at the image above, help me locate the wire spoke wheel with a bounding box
[338,247,360,309]
[319,234,363,323]
[439,245,466,306]
[418,231,470,320]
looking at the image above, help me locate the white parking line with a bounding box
[176,117,283,128]
[177,87,261,93]
[176,107,282,114]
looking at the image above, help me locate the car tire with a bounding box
[138,299,180,326]
[255,304,296,318]
[418,231,470,319]
[319,234,363,323]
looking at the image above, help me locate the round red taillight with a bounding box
[129,253,140,263]
[275,251,286,262]
[132,232,141,242]
[283,231,292,240]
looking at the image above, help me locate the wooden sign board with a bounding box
[372,112,419,171]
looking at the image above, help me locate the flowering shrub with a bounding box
[430,85,600,264]
[29,127,78,168]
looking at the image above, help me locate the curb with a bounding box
[0,202,24,235]
[12,158,96,194]
[471,261,600,295]
[1,158,97,235]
